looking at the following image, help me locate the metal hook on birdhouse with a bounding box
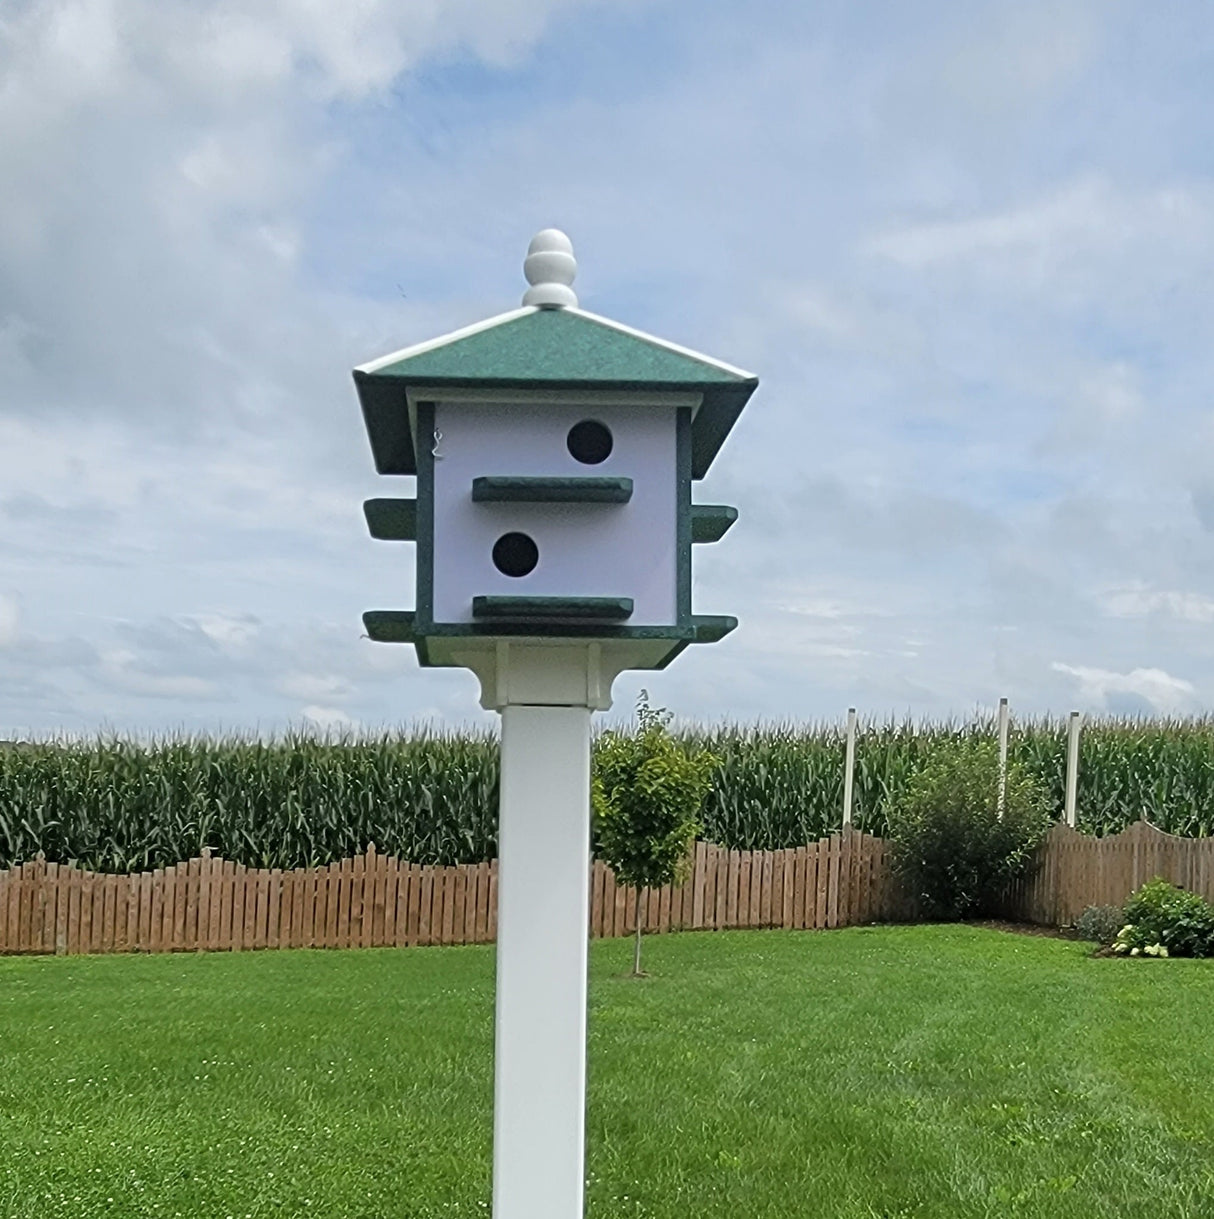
[432,429,444,460]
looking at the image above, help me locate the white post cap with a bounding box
[522,229,578,308]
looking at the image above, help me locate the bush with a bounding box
[1075,904,1126,945]
[887,739,1051,920]
[1112,878,1214,958]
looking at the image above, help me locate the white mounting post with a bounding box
[1064,710,1081,828]
[475,643,618,1219]
[997,697,1009,820]
[842,707,857,828]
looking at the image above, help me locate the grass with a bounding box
[2,926,1214,1218]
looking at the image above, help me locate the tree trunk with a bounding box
[633,887,644,976]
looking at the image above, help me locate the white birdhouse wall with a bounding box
[428,401,679,625]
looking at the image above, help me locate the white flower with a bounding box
[1120,925,1134,936]
[1130,947,1141,956]
[1112,942,1128,954]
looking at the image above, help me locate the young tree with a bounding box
[592,692,717,975]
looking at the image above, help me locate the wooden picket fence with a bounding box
[0,830,903,956]
[1002,819,1214,926]
[8,820,1210,954]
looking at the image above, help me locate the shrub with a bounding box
[1112,878,1214,958]
[1075,904,1126,945]
[887,739,1051,920]
[593,693,718,975]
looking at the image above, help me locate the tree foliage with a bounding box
[593,695,717,890]
[593,694,717,972]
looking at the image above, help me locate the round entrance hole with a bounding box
[492,531,539,578]
[566,419,613,465]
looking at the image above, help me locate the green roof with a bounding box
[354,306,757,479]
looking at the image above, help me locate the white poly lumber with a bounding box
[1064,711,1081,827]
[523,229,578,308]
[997,697,1009,819]
[493,696,593,1219]
[842,708,857,827]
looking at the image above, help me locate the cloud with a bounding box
[279,672,354,702]
[0,0,606,440]
[0,595,18,647]
[4,2,1214,733]
[193,613,261,650]
[864,176,1213,276]
[1051,662,1197,714]
[99,649,223,701]
[1098,585,1214,625]
[301,704,360,733]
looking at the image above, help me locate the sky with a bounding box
[3,0,1214,735]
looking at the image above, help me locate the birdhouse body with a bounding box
[426,394,684,627]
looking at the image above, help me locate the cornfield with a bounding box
[2,716,1214,871]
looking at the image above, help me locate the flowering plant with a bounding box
[1110,924,1168,957]
[1109,879,1214,958]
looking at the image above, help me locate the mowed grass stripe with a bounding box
[1,927,1213,1217]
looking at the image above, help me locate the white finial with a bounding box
[522,228,577,308]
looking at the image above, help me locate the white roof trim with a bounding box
[569,308,756,381]
[355,307,537,375]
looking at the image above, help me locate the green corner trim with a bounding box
[363,611,418,643]
[416,402,436,625]
[691,504,738,543]
[471,476,633,504]
[471,596,634,621]
[364,498,417,541]
[676,406,692,627]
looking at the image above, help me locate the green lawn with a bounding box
[2,926,1213,1218]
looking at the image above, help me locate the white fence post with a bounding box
[997,696,1009,820]
[842,707,857,828]
[1064,710,1081,828]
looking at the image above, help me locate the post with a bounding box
[997,697,1009,819]
[842,707,857,828]
[493,692,593,1219]
[1064,710,1081,828]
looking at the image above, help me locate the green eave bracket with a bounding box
[471,476,633,504]
[472,596,634,621]
[364,498,417,541]
[691,504,738,543]
[363,611,417,643]
[691,615,737,643]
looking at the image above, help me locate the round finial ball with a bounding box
[522,228,578,308]
[527,228,574,261]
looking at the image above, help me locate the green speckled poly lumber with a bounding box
[368,308,750,385]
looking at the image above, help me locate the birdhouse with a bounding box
[355,230,758,688]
